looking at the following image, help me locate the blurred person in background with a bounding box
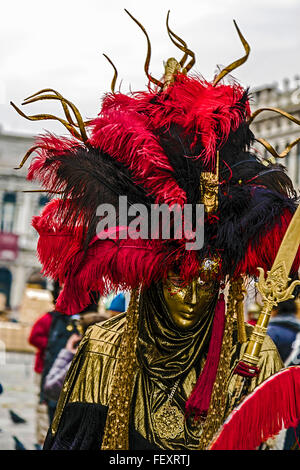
[28,281,61,448]
[106,293,126,317]
[43,333,81,403]
[43,296,105,403]
[247,302,261,326]
[267,298,300,363]
[40,301,87,425]
[285,290,300,368]
[0,293,9,322]
[295,292,300,321]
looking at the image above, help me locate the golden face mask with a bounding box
[162,270,218,330]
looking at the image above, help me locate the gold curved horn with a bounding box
[22,189,62,194]
[166,11,195,73]
[22,93,88,142]
[10,101,83,141]
[124,9,163,88]
[213,20,250,86]
[23,89,92,129]
[166,10,188,69]
[255,137,300,162]
[103,54,118,93]
[24,89,77,128]
[248,107,300,126]
[14,145,46,170]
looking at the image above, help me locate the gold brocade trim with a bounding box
[101,288,140,450]
[231,277,247,344]
[197,282,235,450]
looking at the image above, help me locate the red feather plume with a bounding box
[209,366,300,450]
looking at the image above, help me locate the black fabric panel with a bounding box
[43,402,159,450]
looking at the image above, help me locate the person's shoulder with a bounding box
[84,312,126,355]
[52,313,127,412]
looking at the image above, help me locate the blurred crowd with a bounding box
[0,279,127,449]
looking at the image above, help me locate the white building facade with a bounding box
[0,129,49,313]
[250,77,300,191]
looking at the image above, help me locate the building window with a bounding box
[1,192,16,233]
[265,121,271,131]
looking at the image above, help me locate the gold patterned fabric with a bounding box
[51,288,283,450]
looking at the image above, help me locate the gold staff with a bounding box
[241,204,300,369]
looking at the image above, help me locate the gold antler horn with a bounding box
[124,9,163,88]
[22,189,62,194]
[10,101,83,141]
[13,145,47,170]
[249,108,300,163]
[103,54,118,93]
[22,92,88,142]
[255,137,300,164]
[213,20,250,86]
[11,89,90,169]
[25,89,78,128]
[166,10,195,68]
[248,107,300,126]
[23,89,92,129]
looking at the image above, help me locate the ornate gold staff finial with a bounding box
[240,203,300,369]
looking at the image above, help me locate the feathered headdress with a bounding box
[12,11,300,450]
[12,12,300,315]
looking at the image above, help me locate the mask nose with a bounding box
[184,280,197,305]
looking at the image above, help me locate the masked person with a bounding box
[12,12,300,450]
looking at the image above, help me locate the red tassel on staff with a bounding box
[209,366,300,450]
[185,293,225,418]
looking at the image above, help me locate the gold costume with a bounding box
[50,285,282,450]
[13,10,300,451]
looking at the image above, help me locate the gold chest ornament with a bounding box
[153,378,184,439]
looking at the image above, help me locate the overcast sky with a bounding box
[0,0,299,136]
